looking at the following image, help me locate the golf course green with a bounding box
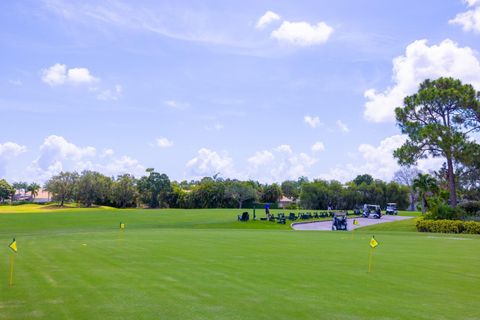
[0,205,478,319]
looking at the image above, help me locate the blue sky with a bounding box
[1,0,480,183]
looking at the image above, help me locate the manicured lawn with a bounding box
[0,205,478,319]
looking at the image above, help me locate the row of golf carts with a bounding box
[332,203,398,231]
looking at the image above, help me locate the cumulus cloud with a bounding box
[304,115,321,128]
[311,142,325,153]
[336,120,350,133]
[248,150,275,167]
[42,63,98,86]
[450,0,480,33]
[256,11,281,29]
[319,135,444,182]
[27,135,145,181]
[271,20,333,46]
[0,142,27,177]
[275,144,293,154]
[364,39,480,122]
[100,149,114,158]
[34,135,96,172]
[186,148,236,178]
[98,155,145,177]
[156,137,174,148]
[247,146,318,182]
[0,142,27,160]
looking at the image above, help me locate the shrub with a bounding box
[429,203,465,220]
[416,218,480,234]
[285,203,299,210]
[458,201,480,215]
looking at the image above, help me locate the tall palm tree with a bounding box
[27,183,41,200]
[412,174,439,214]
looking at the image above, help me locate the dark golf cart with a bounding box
[332,213,348,231]
[385,203,398,215]
[362,204,382,219]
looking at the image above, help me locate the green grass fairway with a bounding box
[0,206,479,319]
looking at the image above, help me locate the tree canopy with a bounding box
[394,77,480,207]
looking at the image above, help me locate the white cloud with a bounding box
[248,150,275,167]
[156,137,174,148]
[319,134,444,182]
[304,115,321,128]
[256,11,281,29]
[100,149,114,158]
[247,147,318,182]
[186,148,235,177]
[99,156,145,177]
[311,142,325,153]
[67,67,98,84]
[0,142,27,177]
[26,135,145,182]
[450,6,480,33]
[465,0,480,6]
[0,142,27,160]
[271,20,333,46]
[364,39,480,122]
[164,100,189,110]
[336,120,350,133]
[275,144,293,154]
[35,135,96,170]
[42,63,98,86]
[96,85,123,101]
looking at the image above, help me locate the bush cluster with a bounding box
[458,201,480,215]
[427,203,466,220]
[416,218,480,234]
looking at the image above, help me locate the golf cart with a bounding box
[362,204,382,219]
[385,203,398,215]
[332,213,348,231]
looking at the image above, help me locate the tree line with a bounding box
[1,170,413,210]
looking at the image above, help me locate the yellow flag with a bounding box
[370,236,378,248]
[120,222,125,230]
[353,219,359,226]
[9,238,17,253]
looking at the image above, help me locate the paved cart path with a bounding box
[291,215,413,231]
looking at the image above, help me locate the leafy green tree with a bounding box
[44,172,79,206]
[189,178,225,208]
[137,168,172,208]
[353,174,373,186]
[394,77,480,207]
[75,171,112,207]
[225,181,256,209]
[112,174,137,208]
[12,181,28,197]
[281,180,301,200]
[260,183,282,203]
[27,183,41,200]
[413,173,439,214]
[0,179,15,203]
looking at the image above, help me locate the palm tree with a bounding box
[412,174,439,214]
[27,183,41,200]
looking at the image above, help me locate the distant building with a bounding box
[277,196,295,209]
[13,189,51,203]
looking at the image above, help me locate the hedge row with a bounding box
[416,218,480,234]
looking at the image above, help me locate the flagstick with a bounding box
[368,247,374,273]
[9,254,15,287]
